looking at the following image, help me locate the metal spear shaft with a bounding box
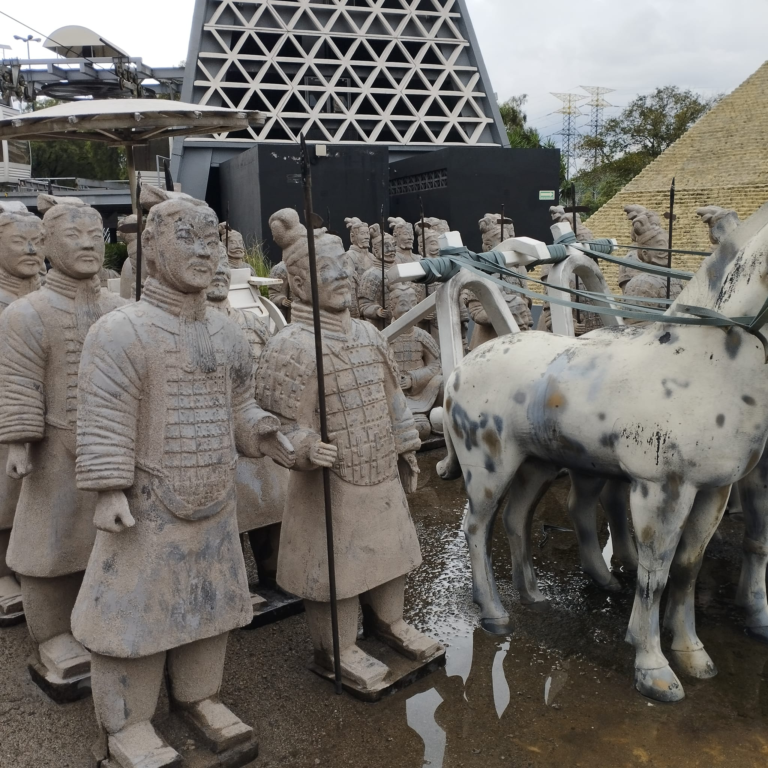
[419,196,427,260]
[380,204,387,327]
[666,178,675,300]
[299,136,343,696]
[500,203,505,242]
[135,171,143,302]
[572,183,581,324]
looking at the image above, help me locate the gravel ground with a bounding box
[2,450,768,767]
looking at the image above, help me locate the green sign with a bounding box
[539,190,556,201]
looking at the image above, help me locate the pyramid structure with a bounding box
[585,61,768,291]
[181,0,507,146]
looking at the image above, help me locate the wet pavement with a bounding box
[2,449,768,767]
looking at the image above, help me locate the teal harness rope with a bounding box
[419,242,768,360]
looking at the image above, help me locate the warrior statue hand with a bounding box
[399,451,420,494]
[309,440,338,468]
[400,373,413,390]
[282,298,292,308]
[260,431,296,469]
[376,307,392,320]
[6,443,33,479]
[94,490,136,534]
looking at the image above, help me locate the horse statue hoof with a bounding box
[480,617,514,636]
[594,573,622,593]
[670,648,717,679]
[634,665,685,702]
[745,625,768,645]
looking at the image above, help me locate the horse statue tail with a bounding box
[437,425,462,480]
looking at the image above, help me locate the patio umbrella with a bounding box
[0,98,265,212]
[0,98,264,298]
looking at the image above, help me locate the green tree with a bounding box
[29,98,127,181]
[574,86,720,214]
[498,95,544,149]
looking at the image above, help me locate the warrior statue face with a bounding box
[147,203,220,294]
[46,206,104,279]
[394,224,414,252]
[0,214,45,278]
[351,224,370,250]
[423,233,442,259]
[373,232,396,263]
[390,283,418,320]
[291,244,352,313]
[207,247,231,303]
[227,230,246,262]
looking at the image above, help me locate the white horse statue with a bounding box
[437,203,768,702]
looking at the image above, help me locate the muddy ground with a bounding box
[2,449,768,768]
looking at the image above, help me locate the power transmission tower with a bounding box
[551,92,586,180]
[580,86,614,167]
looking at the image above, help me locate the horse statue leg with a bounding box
[501,459,558,605]
[663,486,730,679]
[736,454,768,641]
[600,479,639,572]
[625,478,698,702]
[567,472,621,591]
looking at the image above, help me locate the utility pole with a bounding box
[551,92,586,180]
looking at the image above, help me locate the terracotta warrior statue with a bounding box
[620,205,684,320]
[389,216,417,263]
[255,211,441,691]
[206,246,289,593]
[462,214,532,348]
[344,217,375,319]
[358,223,397,331]
[415,217,450,259]
[389,283,443,441]
[697,205,741,247]
[220,222,254,274]
[71,189,295,767]
[549,205,595,243]
[0,202,44,626]
[118,214,146,300]
[0,197,126,694]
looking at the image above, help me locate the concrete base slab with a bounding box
[28,655,91,704]
[243,586,304,631]
[310,636,446,703]
[95,712,258,768]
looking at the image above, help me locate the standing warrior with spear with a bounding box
[254,141,441,692]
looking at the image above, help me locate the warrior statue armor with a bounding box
[255,210,441,691]
[389,283,443,441]
[0,202,44,627]
[0,196,127,697]
[72,188,295,767]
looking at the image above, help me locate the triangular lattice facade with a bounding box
[182,0,507,146]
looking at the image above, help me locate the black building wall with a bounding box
[219,144,390,263]
[389,147,561,253]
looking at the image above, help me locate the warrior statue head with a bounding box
[39,196,104,280]
[624,205,668,267]
[415,217,449,258]
[0,202,44,280]
[696,206,741,247]
[345,217,371,250]
[389,282,419,320]
[206,245,232,304]
[118,214,139,266]
[369,223,397,265]
[219,222,247,265]
[388,217,414,253]
[271,208,351,314]
[141,185,219,295]
[549,205,593,241]
[479,213,514,253]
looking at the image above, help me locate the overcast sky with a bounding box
[2,1,766,143]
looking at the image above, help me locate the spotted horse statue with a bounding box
[437,202,768,702]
